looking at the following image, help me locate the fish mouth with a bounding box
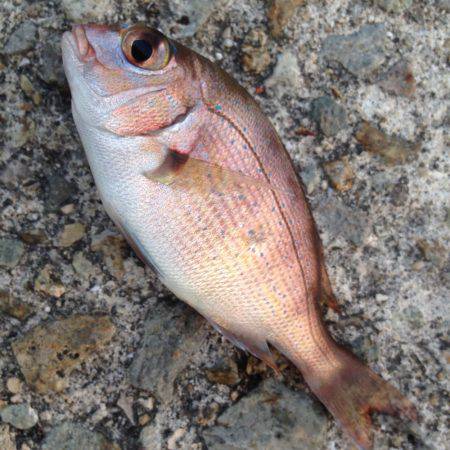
[62,25,95,63]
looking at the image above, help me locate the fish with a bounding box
[61,23,417,448]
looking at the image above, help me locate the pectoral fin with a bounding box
[144,151,295,198]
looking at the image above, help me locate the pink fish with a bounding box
[62,23,417,448]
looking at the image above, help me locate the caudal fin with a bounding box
[303,349,417,449]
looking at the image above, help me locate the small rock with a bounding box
[61,0,113,21]
[0,424,15,450]
[0,404,38,430]
[38,36,67,88]
[12,314,115,393]
[378,59,416,97]
[323,156,355,191]
[91,230,127,278]
[355,122,420,164]
[19,229,48,245]
[129,302,205,399]
[44,174,76,212]
[315,195,366,246]
[72,252,96,279]
[374,0,413,13]
[0,238,24,268]
[19,75,41,105]
[61,203,75,214]
[59,223,85,247]
[205,357,240,386]
[202,378,327,449]
[1,22,37,55]
[6,378,23,395]
[267,0,305,37]
[0,290,34,321]
[321,24,387,78]
[34,265,66,298]
[41,422,120,450]
[310,96,347,136]
[265,51,301,94]
[241,28,272,74]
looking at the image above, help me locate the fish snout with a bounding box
[72,24,90,59]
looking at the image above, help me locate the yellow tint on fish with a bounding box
[61,23,417,449]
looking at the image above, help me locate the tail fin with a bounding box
[303,348,417,449]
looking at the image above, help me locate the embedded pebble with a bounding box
[0,238,24,268]
[0,404,38,430]
[1,22,37,55]
[59,223,86,247]
[6,378,23,395]
[323,156,355,192]
[12,315,115,393]
[310,96,348,136]
[321,24,387,77]
[355,121,420,164]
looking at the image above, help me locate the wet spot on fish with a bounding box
[238,194,246,201]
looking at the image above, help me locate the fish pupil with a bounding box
[131,39,153,62]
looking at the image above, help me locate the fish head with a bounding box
[61,23,200,136]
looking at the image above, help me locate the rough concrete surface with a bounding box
[0,1,448,449]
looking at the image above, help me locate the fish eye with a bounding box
[122,26,171,71]
[131,39,153,62]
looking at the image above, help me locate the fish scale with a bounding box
[62,23,417,449]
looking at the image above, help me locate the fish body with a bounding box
[62,24,416,449]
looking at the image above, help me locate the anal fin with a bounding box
[208,319,280,374]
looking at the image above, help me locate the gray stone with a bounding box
[310,96,347,136]
[1,22,37,55]
[41,422,120,450]
[0,424,15,450]
[0,404,38,430]
[44,174,76,212]
[374,0,413,13]
[202,378,327,450]
[315,195,366,246]
[129,301,205,399]
[321,24,387,77]
[38,36,67,88]
[0,238,24,268]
